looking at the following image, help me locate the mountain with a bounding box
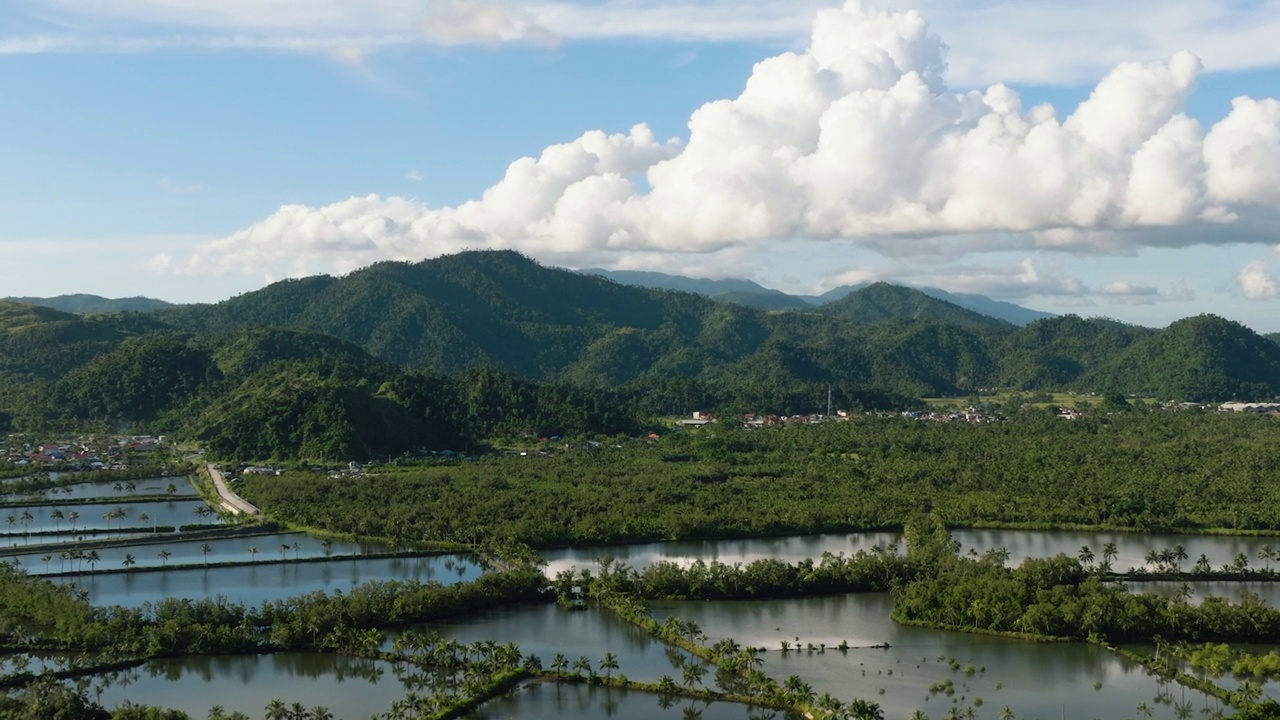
[583,269,775,296]
[5,294,175,314]
[915,288,1055,326]
[821,283,1011,328]
[585,269,812,311]
[585,268,1053,326]
[712,291,816,311]
[7,250,1280,461]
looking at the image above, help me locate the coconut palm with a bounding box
[69,511,80,531]
[551,653,568,674]
[157,549,171,567]
[122,554,136,569]
[1077,545,1095,568]
[50,509,64,532]
[599,652,619,681]
[201,543,212,565]
[19,510,33,535]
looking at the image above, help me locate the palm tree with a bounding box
[1136,702,1153,718]
[20,510,33,535]
[1102,541,1119,570]
[165,482,177,497]
[157,549,172,567]
[551,653,568,674]
[201,543,212,565]
[572,656,591,677]
[138,512,152,532]
[280,543,290,560]
[50,509,64,532]
[658,675,678,695]
[265,699,287,720]
[999,706,1015,720]
[599,652,619,681]
[69,511,80,531]
[1144,549,1160,571]
[122,554,136,569]
[124,481,137,494]
[86,550,100,572]
[102,511,114,532]
[1259,545,1275,573]
[41,555,51,574]
[248,546,259,562]
[1195,554,1211,574]
[1077,545,1095,568]
[683,662,706,688]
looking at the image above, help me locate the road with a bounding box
[207,463,260,516]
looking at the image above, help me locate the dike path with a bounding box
[207,463,260,516]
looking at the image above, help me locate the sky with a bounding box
[3,1,1280,330]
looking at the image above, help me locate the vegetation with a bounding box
[242,412,1280,547]
[6,251,1280,464]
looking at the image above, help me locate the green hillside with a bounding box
[4,293,175,314]
[822,283,1011,328]
[5,251,1280,460]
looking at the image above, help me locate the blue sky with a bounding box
[3,1,1280,331]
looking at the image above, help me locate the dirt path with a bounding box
[207,463,260,516]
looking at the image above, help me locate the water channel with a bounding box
[77,554,484,607]
[543,528,1280,576]
[45,528,1280,717]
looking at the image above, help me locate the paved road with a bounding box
[207,463,260,516]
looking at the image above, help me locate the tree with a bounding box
[551,653,568,674]
[50,509,64,532]
[69,511,80,531]
[157,549,172,567]
[248,547,259,562]
[20,510,33,535]
[599,652,619,681]
[683,662,707,688]
[86,550,100,572]
[1077,546,1095,569]
[122,553,136,569]
[201,543,213,565]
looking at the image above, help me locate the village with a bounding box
[0,434,165,472]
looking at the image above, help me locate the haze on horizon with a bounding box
[2,1,1280,330]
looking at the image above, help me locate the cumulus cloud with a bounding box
[1239,260,1280,300]
[159,0,1280,279]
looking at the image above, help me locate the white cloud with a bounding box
[154,1,1280,279]
[10,1,1280,86]
[1239,260,1280,300]
[405,170,424,182]
[419,0,559,46]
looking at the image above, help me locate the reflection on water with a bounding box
[7,532,383,574]
[651,594,1222,720]
[546,529,1280,577]
[412,604,696,684]
[468,683,793,719]
[82,554,482,607]
[99,654,403,719]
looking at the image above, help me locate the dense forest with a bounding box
[241,412,1280,546]
[5,250,1280,462]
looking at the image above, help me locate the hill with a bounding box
[5,294,175,314]
[6,251,1280,460]
[587,268,1053,325]
[821,283,1011,328]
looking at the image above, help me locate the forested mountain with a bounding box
[4,293,175,314]
[147,251,1280,402]
[821,283,1011,328]
[5,250,1280,459]
[586,267,1055,325]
